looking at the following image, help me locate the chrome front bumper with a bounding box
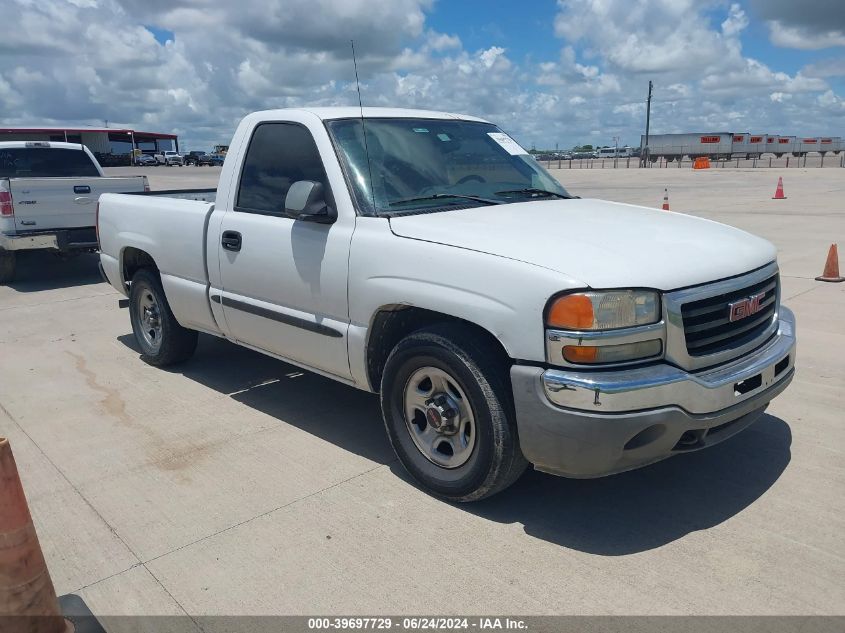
[0,232,58,251]
[510,307,796,478]
[543,306,795,414]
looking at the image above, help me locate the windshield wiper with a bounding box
[495,188,574,199]
[388,193,503,207]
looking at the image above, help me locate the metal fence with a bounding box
[541,153,845,170]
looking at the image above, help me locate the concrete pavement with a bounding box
[0,167,842,622]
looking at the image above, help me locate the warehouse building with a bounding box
[0,125,179,166]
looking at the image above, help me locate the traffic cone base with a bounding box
[815,244,845,282]
[772,176,786,199]
[1,437,72,633]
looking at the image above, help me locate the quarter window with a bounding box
[236,123,329,215]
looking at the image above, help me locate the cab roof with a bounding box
[251,107,491,124]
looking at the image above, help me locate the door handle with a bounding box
[74,185,91,194]
[221,230,242,252]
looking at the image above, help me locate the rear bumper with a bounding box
[0,232,58,251]
[511,307,796,478]
[0,228,96,253]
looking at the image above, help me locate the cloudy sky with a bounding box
[1,0,843,151]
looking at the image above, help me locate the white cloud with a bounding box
[721,3,749,38]
[0,0,842,152]
[425,31,462,52]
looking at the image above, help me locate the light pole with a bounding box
[642,80,653,167]
[612,136,620,168]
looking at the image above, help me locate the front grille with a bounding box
[681,273,778,356]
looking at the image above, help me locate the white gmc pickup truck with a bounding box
[0,141,148,282]
[98,108,796,501]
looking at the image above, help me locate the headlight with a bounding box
[546,290,660,330]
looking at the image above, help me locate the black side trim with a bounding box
[210,294,343,338]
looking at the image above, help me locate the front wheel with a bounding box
[129,269,197,366]
[380,324,527,502]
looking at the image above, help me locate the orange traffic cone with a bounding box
[772,177,786,199]
[815,244,845,282]
[661,188,670,211]
[0,437,71,633]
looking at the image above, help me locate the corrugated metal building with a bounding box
[0,125,179,165]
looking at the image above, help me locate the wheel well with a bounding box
[122,247,158,286]
[366,306,512,391]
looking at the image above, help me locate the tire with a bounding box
[380,323,527,502]
[129,269,197,366]
[0,251,16,283]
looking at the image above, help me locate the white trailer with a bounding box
[641,133,733,162]
[747,134,767,158]
[819,137,842,154]
[764,135,779,155]
[797,137,820,156]
[730,133,750,158]
[772,136,796,157]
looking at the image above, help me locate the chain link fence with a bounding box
[538,153,845,170]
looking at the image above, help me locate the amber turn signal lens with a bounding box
[562,346,598,363]
[547,294,594,329]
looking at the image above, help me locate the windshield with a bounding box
[326,118,571,216]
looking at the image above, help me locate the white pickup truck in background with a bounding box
[154,150,184,166]
[98,107,796,501]
[0,141,148,282]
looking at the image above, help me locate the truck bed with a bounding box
[98,192,220,335]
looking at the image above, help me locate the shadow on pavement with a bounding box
[6,251,102,292]
[457,413,791,555]
[118,333,394,466]
[119,333,792,555]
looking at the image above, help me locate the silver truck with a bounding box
[0,141,148,282]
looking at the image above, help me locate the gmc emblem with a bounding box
[728,292,766,322]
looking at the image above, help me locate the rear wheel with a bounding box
[380,323,527,502]
[129,269,197,366]
[0,251,16,283]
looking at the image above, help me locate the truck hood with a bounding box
[388,199,776,290]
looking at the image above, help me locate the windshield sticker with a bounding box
[437,133,451,141]
[487,132,527,155]
[413,128,429,133]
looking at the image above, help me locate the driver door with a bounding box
[215,122,353,380]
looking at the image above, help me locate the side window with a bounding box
[236,123,329,215]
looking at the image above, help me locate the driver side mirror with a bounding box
[284,181,336,224]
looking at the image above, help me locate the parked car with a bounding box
[134,154,157,166]
[98,107,795,502]
[0,141,148,282]
[154,150,183,166]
